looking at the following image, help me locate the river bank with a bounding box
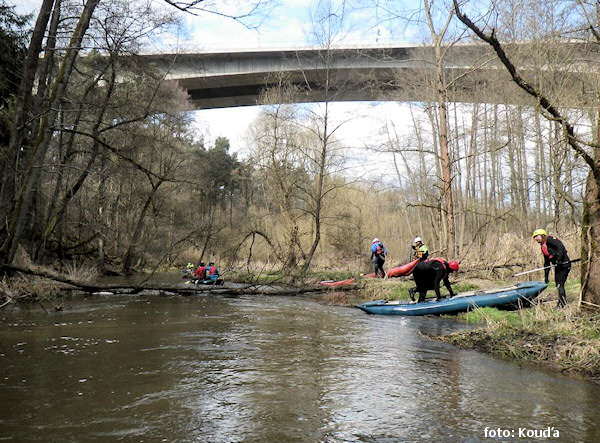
[439,300,600,384]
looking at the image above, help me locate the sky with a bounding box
[167,0,417,170]
[10,0,419,178]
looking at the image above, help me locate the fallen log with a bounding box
[0,264,330,297]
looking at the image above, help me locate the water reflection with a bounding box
[1,294,599,442]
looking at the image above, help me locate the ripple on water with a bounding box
[1,294,600,442]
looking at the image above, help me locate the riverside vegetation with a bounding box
[442,280,600,384]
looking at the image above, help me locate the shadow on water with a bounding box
[1,293,599,442]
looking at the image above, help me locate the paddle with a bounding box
[513,258,581,277]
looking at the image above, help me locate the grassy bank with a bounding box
[440,279,600,382]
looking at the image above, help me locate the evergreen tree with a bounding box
[0,1,29,149]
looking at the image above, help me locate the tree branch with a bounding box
[452,0,600,182]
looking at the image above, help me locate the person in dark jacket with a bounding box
[370,238,387,278]
[410,258,459,302]
[532,229,571,308]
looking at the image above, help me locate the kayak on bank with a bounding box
[357,281,548,316]
[319,259,420,287]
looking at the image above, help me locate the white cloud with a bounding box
[193,106,263,154]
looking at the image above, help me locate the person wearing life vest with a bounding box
[370,238,387,278]
[206,261,220,281]
[532,229,571,308]
[185,262,194,274]
[193,262,207,281]
[412,236,429,261]
[410,258,459,303]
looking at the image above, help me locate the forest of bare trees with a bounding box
[0,0,598,304]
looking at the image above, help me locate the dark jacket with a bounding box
[413,258,455,300]
[541,236,570,281]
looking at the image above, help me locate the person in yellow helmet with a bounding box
[532,229,571,308]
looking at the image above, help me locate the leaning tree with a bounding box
[453,0,600,307]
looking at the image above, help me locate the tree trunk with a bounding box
[122,183,160,275]
[424,0,456,257]
[0,0,54,219]
[1,0,100,264]
[581,169,600,307]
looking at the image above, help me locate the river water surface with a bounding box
[1,292,599,442]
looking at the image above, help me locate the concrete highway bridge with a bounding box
[138,43,598,109]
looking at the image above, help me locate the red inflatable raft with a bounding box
[364,258,420,278]
[320,259,420,286]
[319,278,356,287]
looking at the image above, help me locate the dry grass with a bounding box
[0,275,65,310]
[442,300,600,382]
[62,261,98,282]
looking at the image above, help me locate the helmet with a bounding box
[413,236,422,244]
[372,238,379,244]
[532,229,547,238]
[448,260,459,272]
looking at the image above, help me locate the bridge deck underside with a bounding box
[146,44,599,109]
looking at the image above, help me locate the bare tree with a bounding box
[453,0,600,306]
[0,0,101,264]
[422,0,458,257]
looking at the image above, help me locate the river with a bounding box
[1,292,599,442]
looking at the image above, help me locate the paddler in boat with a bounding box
[192,261,207,283]
[205,261,221,282]
[409,258,459,302]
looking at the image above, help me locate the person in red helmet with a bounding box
[409,258,459,302]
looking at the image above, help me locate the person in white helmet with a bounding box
[412,236,429,261]
[370,238,387,278]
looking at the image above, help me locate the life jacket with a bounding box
[193,266,206,277]
[207,265,218,276]
[541,235,563,259]
[541,242,551,258]
[414,244,429,259]
[375,242,386,257]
